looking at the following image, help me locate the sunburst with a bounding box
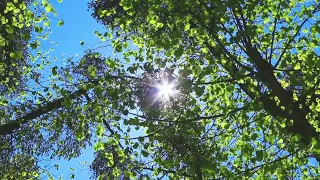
[156,81,176,101]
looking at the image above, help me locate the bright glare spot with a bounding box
[157,81,175,100]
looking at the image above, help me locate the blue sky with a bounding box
[40,0,106,179]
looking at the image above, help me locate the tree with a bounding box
[0,1,96,178]
[87,0,320,179]
[0,0,31,95]
[0,0,45,178]
[2,0,320,179]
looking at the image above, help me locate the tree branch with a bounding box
[0,74,138,136]
[0,88,88,136]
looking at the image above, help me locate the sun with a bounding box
[157,81,175,100]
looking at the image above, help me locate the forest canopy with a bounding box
[1,0,320,179]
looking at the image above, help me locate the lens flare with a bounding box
[157,81,175,100]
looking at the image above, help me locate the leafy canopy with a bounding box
[1,0,320,179]
[87,0,320,179]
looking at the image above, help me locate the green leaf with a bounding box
[30,42,39,49]
[35,26,43,33]
[149,19,157,25]
[263,18,271,24]
[133,142,139,149]
[9,52,15,58]
[184,23,191,31]
[94,142,105,151]
[293,64,300,70]
[52,66,58,76]
[196,86,205,97]
[9,52,22,59]
[44,21,50,27]
[115,44,122,52]
[45,6,52,12]
[251,133,258,140]
[141,150,149,157]
[22,33,31,41]
[138,136,144,142]
[107,159,114,167]
[5,26,14,34]
[256,150,263,161]
[174,48,183,57]
[123,109,129,116]
[58,19,64,26]
[96,124,104,138]
[302,28,308,33]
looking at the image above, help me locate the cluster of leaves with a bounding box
[1,45,142,178]
[0,0,54,178]
[0,0,31,95]
[0,1,101,178]
[85,0,320,179]
[88,0,126,29]
[70,51,110,81]
[0,125,42,179]
[91,144,137,180]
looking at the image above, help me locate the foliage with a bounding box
[88,0,126,29]
[87,0,320,179]
[90,144,135,180]
[0,125,41,179]
[0,0,76,178]
[0,0,31,95]
[2,0,320,179]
